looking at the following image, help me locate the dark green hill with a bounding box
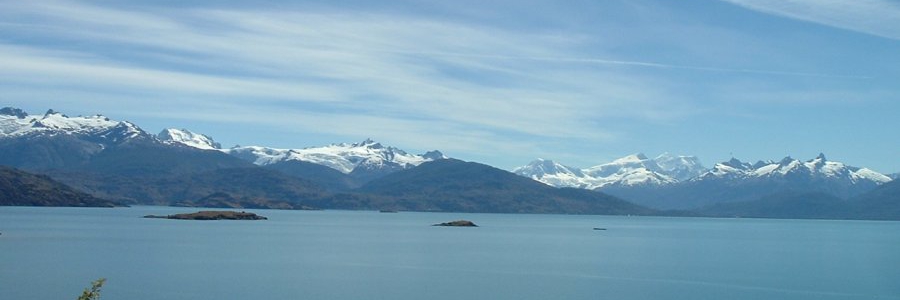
[354,159,653,215]
[0,166,119,207]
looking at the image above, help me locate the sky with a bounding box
[1,0,898,173]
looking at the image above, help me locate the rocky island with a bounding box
[144,210,267,220]
[433,220,478,227]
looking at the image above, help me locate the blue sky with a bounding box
[2,0,898,173]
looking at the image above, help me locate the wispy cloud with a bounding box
[0,1,683,146]
[719,0,900,40]
[392,50,872,79]
[1,0,894,170]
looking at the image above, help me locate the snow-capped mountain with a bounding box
[511,159,593,188]
[158,128,221,150]
[0,107,253,178]
[225,139,446,174]
[1,107,148,142]
[697,153,891,185]
[654,152,705,181]
[154,127,443,174]
[582,153,677,187]
[517,152,893,210]
[514,153,704,189]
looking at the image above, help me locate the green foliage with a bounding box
[77,278,106,300]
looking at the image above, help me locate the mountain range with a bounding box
[515,152,893,213]
[0,107,648,215]
[1,107,897,219]
[157,128,446,189]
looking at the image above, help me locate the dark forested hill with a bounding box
[0,166,119,207]
[264,160,360,191]
[354,159,654,215]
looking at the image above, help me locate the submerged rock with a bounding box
[433,220,478,227]
[143,210,267,220]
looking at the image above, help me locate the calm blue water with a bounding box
[1,206,899,300]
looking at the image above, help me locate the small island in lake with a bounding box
[144,210,267,220]
[433,220,478,227]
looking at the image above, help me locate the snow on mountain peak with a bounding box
[513,158,592,188]
[778,156,798,166]
[422,150,447,160]
[0,107,147,140]
[225,140,445,174]
[851,168,891,184]
[158,128,222,150]
[654,153,705,181]
[514,159,584,177]
[698,154,892,185]
[613,153,649,164]
[0,107,28,118]
[516,153,699,189]
[722,157,749,169]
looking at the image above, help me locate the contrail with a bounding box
[718,0,900,41]
[392,50,872,79]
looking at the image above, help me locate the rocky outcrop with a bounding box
[433,220,478,227]
[144,210,267,220]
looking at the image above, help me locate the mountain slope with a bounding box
[0,108,158,170]
[263,160,360,191]
[0,166,119,207]
[45,166,331,207]
[697,179,900,221]
[697,191,850,219]
[355,159,653,215]
[849,179,900,220]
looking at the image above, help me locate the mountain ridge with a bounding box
[2,107,897,219]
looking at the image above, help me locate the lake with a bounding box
[1,206,899,300]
